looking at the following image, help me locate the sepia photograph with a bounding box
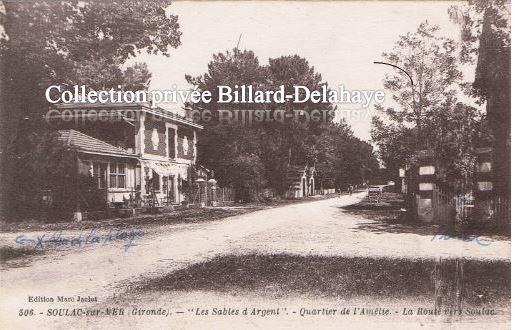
[0,0,511,329]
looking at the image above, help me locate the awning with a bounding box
[142,161,174,177]
[141,160,188,178]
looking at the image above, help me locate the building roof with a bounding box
[57,129,137,158]
[286,165,316,190]
[49,102,203,129]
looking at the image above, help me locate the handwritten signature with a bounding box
[15,228,145,252]
[431,225,492,246]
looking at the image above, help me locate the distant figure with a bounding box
[348,184,354,195]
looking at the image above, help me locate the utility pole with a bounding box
[373,61,420,145]
[236,33,242,50]
[373,61,420,222]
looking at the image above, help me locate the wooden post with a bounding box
[73,151,82,222]
[416,150,436,222]
[474,146,494,224]
[475,147,493,196]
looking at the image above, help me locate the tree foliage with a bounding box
[448,0,510,194]
[0,0,182,218]
[187,48,377,198]
[371,21,489,184]
[1,0,181,125]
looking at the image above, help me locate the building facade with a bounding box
[49,102,205,208]
[285,165,317,199]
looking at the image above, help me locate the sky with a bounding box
[128,1,477,142]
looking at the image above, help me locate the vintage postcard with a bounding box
[0,0,511,329]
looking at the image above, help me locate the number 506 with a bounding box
[19,309,34,316]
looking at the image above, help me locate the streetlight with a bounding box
[373,61,420,143]
[374,61,420,220]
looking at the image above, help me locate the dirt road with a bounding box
[0,192,510,329]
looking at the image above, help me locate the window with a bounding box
[109,162,126,189]
[93,163,107,189]
[168,175,175,202]
[163,176,168,194]
[152,170,160,192]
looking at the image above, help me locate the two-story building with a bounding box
[48,102,205,208]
